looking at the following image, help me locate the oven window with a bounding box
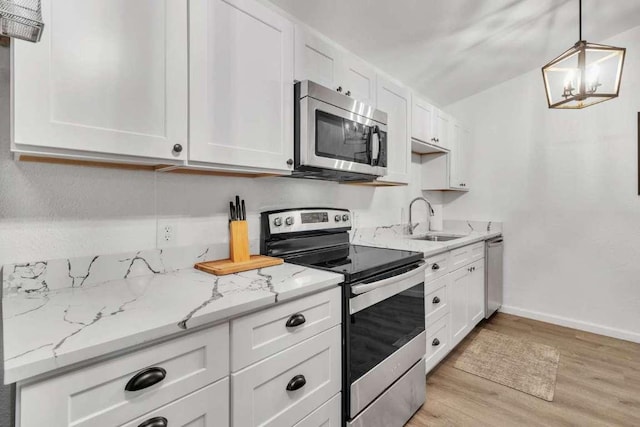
[315,110,372,164]
[349,283,425,383]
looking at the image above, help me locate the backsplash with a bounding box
[3,219,503,295]
[1,241,241,294]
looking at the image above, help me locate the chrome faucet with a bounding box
[408,197,435,235]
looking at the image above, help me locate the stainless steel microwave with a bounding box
[293,80,388,182]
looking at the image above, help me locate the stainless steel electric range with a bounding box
[260,208,427,427]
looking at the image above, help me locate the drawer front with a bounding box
[294,393,341,427]
[450,245,472,271]
[121,377,229,427]
[231,287,341,371]
[425,276,449,326]
[425,316,450,374]
[469,242,485,263]
[423,251,450,283]
[232,325,342,427]
[20,324,229,427]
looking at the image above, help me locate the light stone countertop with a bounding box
[350,220,503,258]
[2,259,343,384]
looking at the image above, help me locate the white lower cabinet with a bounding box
[424,240,491,373]
[121,378,229,427]
[425,276,449,326]
[231,326,342,427]
[425,316,450,374]
[18,324,229,427]
[448,266,470,348]
[294,393,341,427]
[230,287,341,371]
[16,288,344,427]
[468,259,486,327]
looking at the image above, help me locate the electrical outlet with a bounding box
[157,220,177,248]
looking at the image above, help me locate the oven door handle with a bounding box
[351,263,426,295]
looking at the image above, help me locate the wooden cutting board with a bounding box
[195,255,284,276]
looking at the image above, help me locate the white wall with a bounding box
[445,25,640,342]
[0,45,441,268]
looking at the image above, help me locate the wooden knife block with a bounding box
[229,220,250,263]
[194,220,283,276]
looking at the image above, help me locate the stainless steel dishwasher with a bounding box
[485,236,503,318]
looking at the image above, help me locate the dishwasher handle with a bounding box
[488,237,503,246]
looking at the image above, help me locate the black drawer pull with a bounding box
[125,367,167,392]
[432,338,440,346]
[138,417,168,427]
[286,374,307,391]
[431,263,440,271]
[432,296,440,304]
[286,313,306,328]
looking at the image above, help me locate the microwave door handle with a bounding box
[351,263,426,295]
[371,126,380,165]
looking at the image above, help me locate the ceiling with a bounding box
[268,0,640,106]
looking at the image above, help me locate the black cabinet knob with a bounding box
[345,90,351,96]
[432,296,440,304]
[336,86,343,93]
[138,417,168,427]
[285,313,306,328]
[431,263,440,271]
[172,143,183,153]
[125,367,166,392]
[286,374,307,391]
[432,338,440,346]
[286,158,294,166]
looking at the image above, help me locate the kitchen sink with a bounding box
[411,233,465,242]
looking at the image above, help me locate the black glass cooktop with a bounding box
[283,244,423,283]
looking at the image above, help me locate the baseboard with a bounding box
[499,305,640,344]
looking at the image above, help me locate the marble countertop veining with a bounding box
[2,263,344,384]
[351,221,503,258]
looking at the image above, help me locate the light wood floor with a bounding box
[406,313,640,427]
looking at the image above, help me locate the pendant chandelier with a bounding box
[542,0,626,109]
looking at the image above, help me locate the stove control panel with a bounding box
[265,209,351,234]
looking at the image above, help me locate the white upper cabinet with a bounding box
[339,54,377,106]
[411,95,436,145]
[295,26,376,105]
[435,109,451,150]
[376,75,411,185]
[12,0,188,163]
[449,120,471,190]
[294,27,341,91]
[189,0,294,174]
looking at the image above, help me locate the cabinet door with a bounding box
[376,76,411,184]
[294,26,341,90]
[459,126,472,189]
[121,379,229,427]
[189,0,294,173]
[435,109,450,150]
[339,54,377,105]
[449,120,463,189]
[13,0,188,162]
[468,260,485,327]
[411,95,435,144]
[449,268,469,348]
